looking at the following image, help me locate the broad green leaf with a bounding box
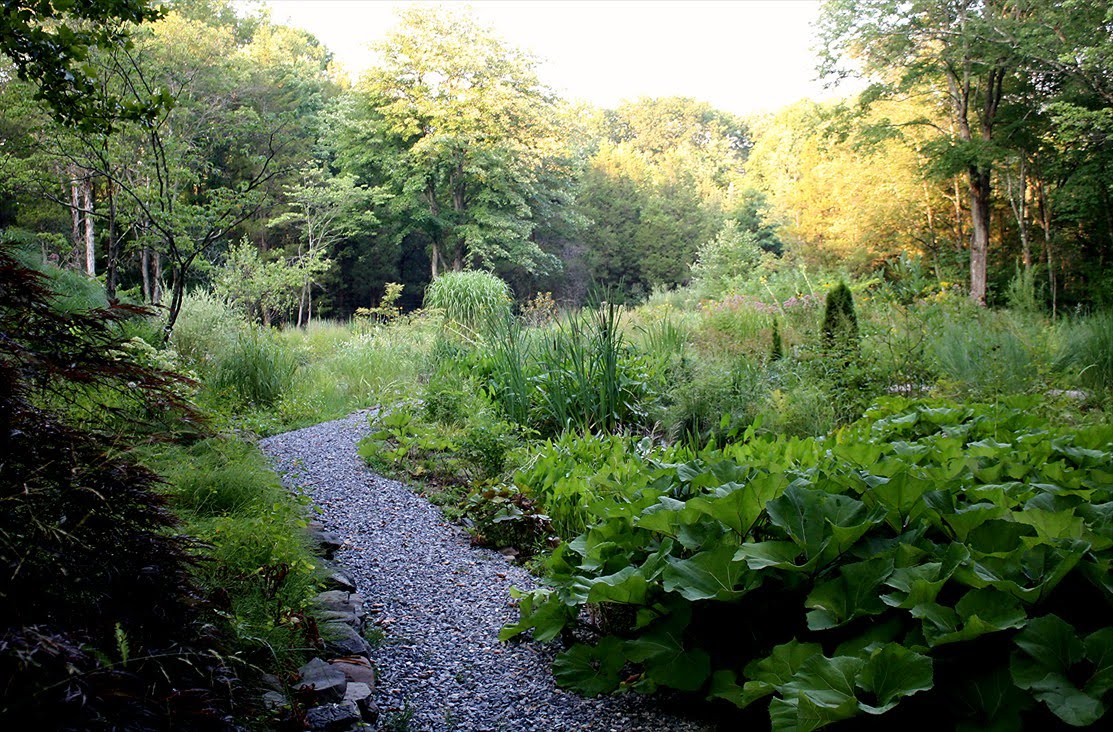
[805,556,895,630]
[662,545,750,601]
[943,503,1008,542]
[553,638,626,696]
[765,486,830,558]
[866,470,932,525]
[584,566,649,604]
[708,670,747,707]
[954,666,1032,732]
[781,654,865,710]
[1011,615,1111,726]
[769,693,858,732]
[921,588,1027,647]
[740,639,824,707]
[855,644,933,714]
[736,540,818,572]
[1013,508,1085,543]
[499,588,573,642]
[687,472,785,537]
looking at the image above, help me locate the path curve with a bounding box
[260,412,710,732]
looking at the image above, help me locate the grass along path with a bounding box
[260,412,710,732]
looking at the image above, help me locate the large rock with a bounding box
[323,569,357,593]
[318,609,363,630]
[307,521,343,559]
[305,701,361,731]
[313,590,365,616]
[294,657,347,705]
[329,657,376,687]
[321,621,372,658]
[343,681,378,723]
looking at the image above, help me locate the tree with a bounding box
[339,6,569,279]
[268,167,376,326]
[0,0,161,131]
[819,0,1035,304]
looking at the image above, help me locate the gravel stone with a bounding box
[261,411,711,732]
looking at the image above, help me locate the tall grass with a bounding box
[211,326,299,407]
[424,270,512,334]
[1056,310,1113,396]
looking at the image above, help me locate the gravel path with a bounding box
[260,412,711,732]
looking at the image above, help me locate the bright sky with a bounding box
[259,0,846,117]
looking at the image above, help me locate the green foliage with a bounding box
[480,304,653,436]
[170,289,244,372]
[504,399,1113,729]
[463,483,552,553]
[690,220,769,299]
[512,432,671,540]
[210,326,299,407]
[771,317,783,361]
[143,434,320,667]
[356,282,405,324]
[1056,311,1113,397]
[822,282,859,351]
[424,270,513,334]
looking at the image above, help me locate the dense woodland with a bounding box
[2,0,1111,320]
[2,1,1112,730]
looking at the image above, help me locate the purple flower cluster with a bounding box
[705,294,780,315]
[704,292,823,315]
[782,293,823,310]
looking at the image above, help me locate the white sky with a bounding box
[258,0,847,117]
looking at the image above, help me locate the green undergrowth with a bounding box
[500,398,1113,729]
[137,436,322,671]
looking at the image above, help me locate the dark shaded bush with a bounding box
[0,249,234,729]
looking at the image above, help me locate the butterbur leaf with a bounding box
[553,638,626,696]
[662,545,750,601]
[499,587,573,642]
[781,654,865,709]
[585,566,650,604]
[736,540,817,572]
[708,670,748,707]
[855,644,933,714]
[687,473,784,537]
[769,693,858,732]
[1011,615,1111,726]
[741,639,824,707]
[954,666,1033,732]
[921,588,1027,647]
[805,556,895,630]
[766,486,830,558]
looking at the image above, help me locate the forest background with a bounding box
[3,0,1111,323]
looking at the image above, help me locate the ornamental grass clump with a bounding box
[424,270,512,335]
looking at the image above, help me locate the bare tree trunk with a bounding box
[968,167,991,306]
[82,177,95,276]
[141,247,151,302]
[1005,158,1031,272]
[69,181,82,268]
[1036,180,1056,317]
[105,183,119,303]
[152,250,162,306]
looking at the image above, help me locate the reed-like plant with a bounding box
[424,270,512,334]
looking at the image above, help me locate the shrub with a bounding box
[171,289,245,372]
[821,281,859,351]
[210,326,299,407]
[424,270,512,334]
[1056,310,1113,396]
[504,399,1113,730]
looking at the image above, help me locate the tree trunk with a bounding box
[105,183,119,303]
[968,166,991,306]
[82,177,95,276]
[141,247,151,302]
[68,169,82,269]
[152,250,162,306]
